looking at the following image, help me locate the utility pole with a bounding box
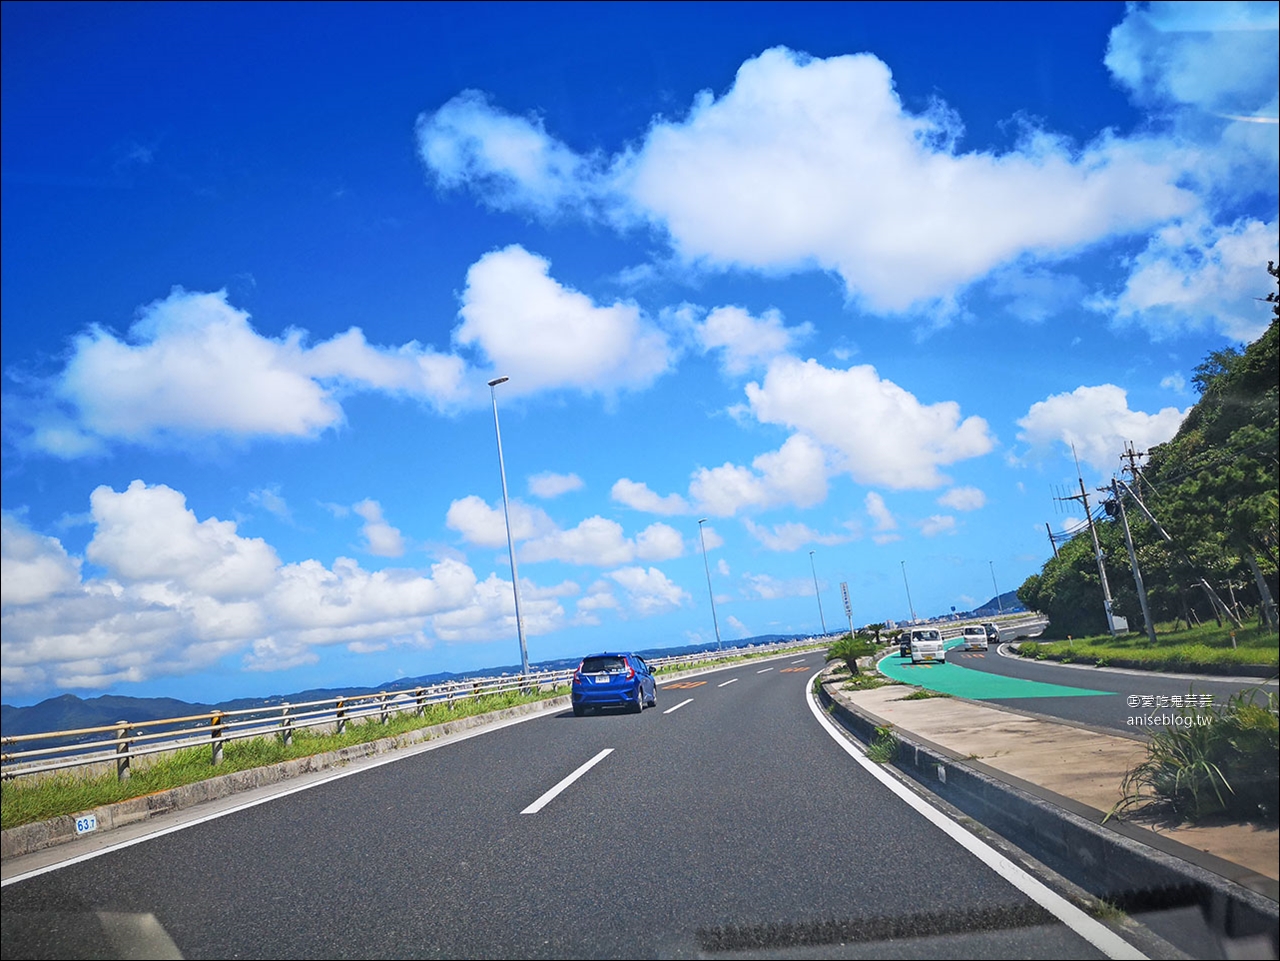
[1115,476,1242,629]
[1110,477,1157,644]
[1056,446,1119,635]
[1045,522,1059,558]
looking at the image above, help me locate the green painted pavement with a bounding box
[876,643,1111,700]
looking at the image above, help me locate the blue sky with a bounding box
[3,2,1277,707]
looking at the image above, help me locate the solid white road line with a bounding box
[718,678,739,687]
[521,749,614,815]
[663,698,694,715]
[757,667,774,673]
[803,671,1145,960]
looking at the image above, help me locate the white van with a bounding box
[909,628,945,664]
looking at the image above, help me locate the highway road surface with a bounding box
[2,654,1145,959]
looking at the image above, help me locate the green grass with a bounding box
[2,687,564,830]
[866,725,900,763]
[1110,689,1278,825]
[841,673,895,691]
[1016,621,1278,673]
[899,687,950,700]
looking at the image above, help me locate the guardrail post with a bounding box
[210,711,224,766]
[115,721,132,781]
[447,688,455,711]
[336,698,346,735]
[415,687,426,716]
[472,680,481,702]
[380,692,390,725]
[281,704,293,747]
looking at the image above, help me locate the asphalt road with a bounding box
[1,655,1137,960]
[882,642,1278,736]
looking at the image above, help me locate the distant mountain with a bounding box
[1,634,800,736]
[971,591,1026,617]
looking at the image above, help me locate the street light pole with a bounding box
[487,376,529,676]
[900,560,917,623]
[989,560,1003,614]
[809,550,828,635]
[697,519,722,651]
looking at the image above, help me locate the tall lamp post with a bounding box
[900,560,917,623]
[697,519,722,651]
[989,560,1003,615]
[809,550,828,635]
[487,376,529,676]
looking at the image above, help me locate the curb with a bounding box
[817,680,1279,957]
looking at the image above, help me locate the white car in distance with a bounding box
[961,625,989,651]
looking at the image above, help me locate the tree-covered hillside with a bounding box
[1019,264,1279,638]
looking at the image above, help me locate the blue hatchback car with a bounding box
[570,652,656,716]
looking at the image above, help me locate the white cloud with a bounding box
[455,245,672,396]
[3,483,558,695]
[716,558,730,576]
[689,433,828,516]
[27,288,469,458]
[420,48,1199,316]
[986,264,1088,324]
[1161,372,1187,392]
[741,572,811,600]
[248,486,292,523]
[746,356,994,490]
[864,492,901,545]
[918,515,957,537]
[937,486,986,511]
[607,566,691,616]
[634,523,685,561]
[86,480,280,600]
[725,614,749,636]
[353,499,406,558]
[1106,3,1279,121]
[522,516,636,566]
[695,305,812,375]
[1095,217,1278,340]
[528,471,584,498]
[742,519,848,551]
[445,495,555,548]
[1017,385,1189,472]
[610,478,691,515]
[1,511,83,605]
[574,580,620,625]
[416,89,597,216]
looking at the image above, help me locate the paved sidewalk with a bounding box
[825,675,1278,896]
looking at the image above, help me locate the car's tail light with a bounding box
[625,661,636,679]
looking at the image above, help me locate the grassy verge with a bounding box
[1016,621,1278,673]
[2,686,565,831]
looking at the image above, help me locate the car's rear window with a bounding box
[965,627,985,635]
[581,656,626,673]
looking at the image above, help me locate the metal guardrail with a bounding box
[2,637,829,782]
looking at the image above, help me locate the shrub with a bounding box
[825,635,876,675]
[867,725,900,763]
[1113,690,1278,824]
